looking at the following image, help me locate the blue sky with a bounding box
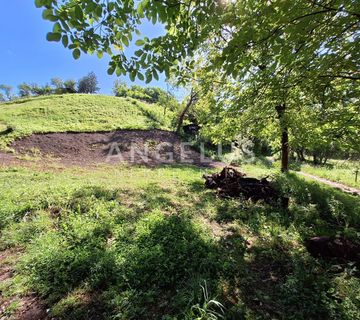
[0,1,175,96]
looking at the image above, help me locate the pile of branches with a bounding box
[203,167,281,204]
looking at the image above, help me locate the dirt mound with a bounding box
[7,130,220,167]
[305,236,360,264]
[203,167,282,204]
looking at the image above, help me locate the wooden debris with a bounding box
[203,167,281,204]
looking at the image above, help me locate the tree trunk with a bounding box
[313,153,319,165]
[176,90,198,134]
[276,104,289,173]
[296,148,305,162]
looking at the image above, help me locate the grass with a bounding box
[0,94,174,149]
[1,163,360,319]
[238,157,359,189]
[300,160,360,189]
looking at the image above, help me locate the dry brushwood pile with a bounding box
[203,167,280,204]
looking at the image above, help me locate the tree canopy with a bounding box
[77,72,100,93]
[36,0,359,80]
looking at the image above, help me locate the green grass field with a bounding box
[1,163,360,319]
[300,160,360,189]
[0,94,174,149]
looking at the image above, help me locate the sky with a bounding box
[0,1,177,97]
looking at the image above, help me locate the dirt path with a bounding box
[297,171,360,196]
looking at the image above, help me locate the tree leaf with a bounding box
[107,66,115,75]
[73,49,81,60]
[134,50,143,57]
[46,32,62,42]
[122,36,129,47]
[53,22,62,33]
[152,69,159,81]
[35,0,43,8]
[42,9,58,21]
[137,72,145,81]
[135,39,145,46]
[129,71,136,82]
[116,67,122,77]
[75,6,84,20]
[145,71,152,84]
[62,35,69,47]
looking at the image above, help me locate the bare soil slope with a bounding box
[3,130,220,167]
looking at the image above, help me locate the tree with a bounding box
[38,0,360,171]
[0,84,13,101]
[289,79,360,163]
[77,72,99,94]
[18,83,32,97]
[176,89,198,134]
[30,83,52,96]
[51,77,64,94]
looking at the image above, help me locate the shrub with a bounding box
[18,83,32,97]
[113,80,180,112]
[63,80,77,93]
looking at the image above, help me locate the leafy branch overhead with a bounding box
[37,0,359,84]
[36,0,214,82]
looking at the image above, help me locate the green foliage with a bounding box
[38,0,360,171]
[185,281,225,320]
[113,80,180,112]
[77,72,99,94]
[31,83,53,96]
[1,164,360,318]
[18,83,32,97]
[0,94,174,149]
[37,0,359,85]
[51,78,64,93]
[0,84,13,102]
[16,78,78,98]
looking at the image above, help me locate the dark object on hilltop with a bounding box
[305,236,360,264]
[62,87,77,94]
[203,167,281,204]
[183,124,200,135]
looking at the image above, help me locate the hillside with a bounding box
[0,94,174,149]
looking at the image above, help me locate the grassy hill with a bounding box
[0,94,174,149]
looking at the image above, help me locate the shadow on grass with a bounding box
[7,173,360,319]
[225,237,350,320]
[210,172,360,238]
[18,185,222,319]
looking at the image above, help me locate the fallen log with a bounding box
[203,167,281,204]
